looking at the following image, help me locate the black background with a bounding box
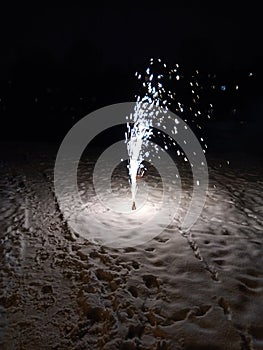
[1,2,262,154]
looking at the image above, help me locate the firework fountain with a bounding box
[125,58,201,210]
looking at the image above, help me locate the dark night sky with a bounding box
[1,2,263,75]
[1,2,263,149]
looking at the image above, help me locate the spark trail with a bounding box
[125,58,241,209]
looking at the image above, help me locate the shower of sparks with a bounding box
[125,59,247,207]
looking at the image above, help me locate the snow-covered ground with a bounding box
[1,142,263,349]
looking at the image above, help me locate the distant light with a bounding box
[235,85,239,90]
[220,85,226,91]
[176,75,180,80]
[249,72,253,77]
